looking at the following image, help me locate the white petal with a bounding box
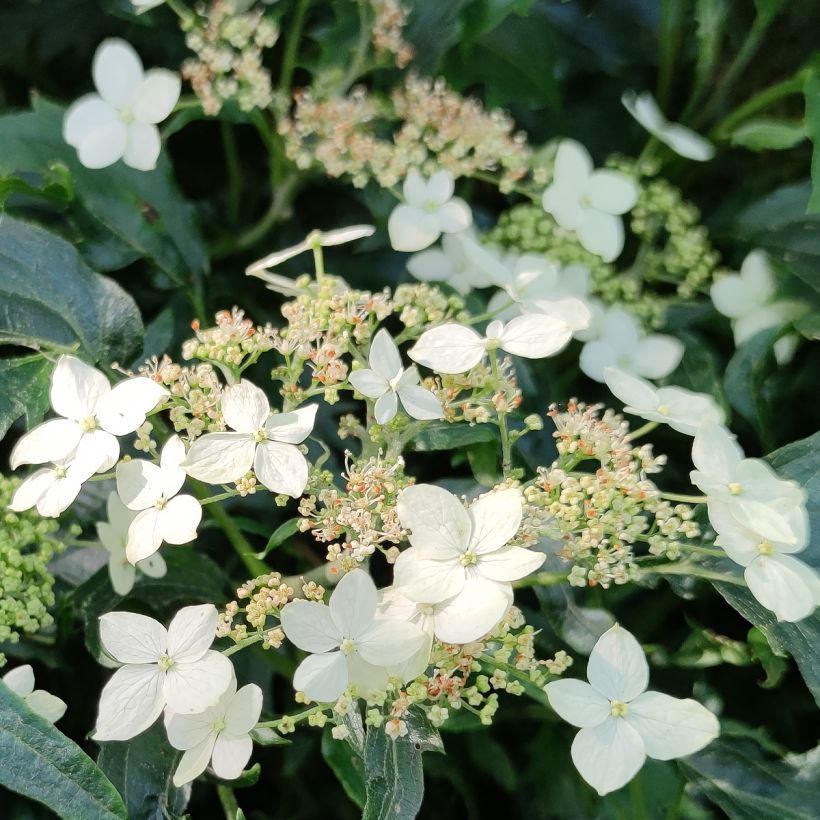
[98,377,167,436]
[408,324,485,374]
[468,488,522,555]
[626,691,719,759]
[164,651,234,713]
[437,198,473,234]
[63,94,118,148]
[117,459,163,510]
[106,490,134,536]
[346,656,391,696]
[691,423,743,481]
[123,122,161,171]
[710,275,757,319]
[253,441,309,496]
[355,619,425,666]
[543,182,585,229]
[319,224,376,246]
[407,248,453,283]
[36,475,83,518]
[349,369,388,399]
[545,679,610,728]
[222,381,270,433]
[398,385,443,420]
[182,433,256,484]
[138,551,167,579]
[576,210,624,263]
[478,546,545,582]
[265,404,318,444]
[158,495,201,545]
[158,435,187,496]
[166,604,218,662]
[532,297,591,332]
[397,484,471,555]
[93,38,144,108]
[132,69,181,124]
[403,169,428,207]
[571,718,646,796]
[656,122,715,161]
[580,341,615,382]
[652,387,724,435]
[328,569,378,638]
[125,509,163,564]
[8,469,58,513]
[745,555,819,622]
[553,139,593,187]
[587,624,648,702]
[587,170,638,215]
[73,429,119,476]
[393,550,465,604]
[26,690,67,723]
[293,651,348,702]
[3,665,35,697]
[632,335,684,379]
[108,556,136,595]
[604,367,657,412]
[369,328,402,381]
[374,390,399,424]
[741,251,776,301]
[172,736,216,787]
[388,205,441,252]
[432,577,513,643]
[280,600,341,653]
[10,420,82,468]
[99,611,166,663]
[426,169,454,204]
[622,90,664,132]
[211,733,253,780]
[94,665,164,741]
[77,120,128,169]
[224,683,263,735]
[499,314,572,358]
[166,709,220,752]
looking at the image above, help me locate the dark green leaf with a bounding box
[250,726,290,746]
[255,518,300,559]
[0,684,127,820]
[410,420,497,451]
[0,355,52,441]
[747,627,789,688]
[560,605,615,655]
[804,69,820,214]
[229,763,261,789]
[466,439,501,487]
[794,310,820,339]
[322,724,366,810]
[731,119,806,151]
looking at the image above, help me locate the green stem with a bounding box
[489,349,511,477]
[223,632,266,657]
[339,0,372,93]
[466,300,516,325]
[216,784,239,820]
[311,240,326,283]
[656,0,684,108]
[711,75,806,138]
[644,562,745,586]
[677,544,725,558]
[221,121,242,225]
[165,0,193,25]
[625,421,658,442]
[513,571,567,589]
[199,490,241,506]
[660,491,707,504]
[279,0,313,95]
[88,471,116,482]
[257,703,327,728]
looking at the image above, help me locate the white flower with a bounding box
[165,676,263,787]
[708,501,819,623]
[409,314,581,375]
[690,423,807,543]
[710,250,806,364]
[117,436,202,564]
[349,329,443,424]
[8,456,97,518]
[279,569,427,703]
[579,307,683,383]
[541,140,638,262]
[375,587,435,683]
[406,231,497,295]
[388,169,472,252]
[603,368,723,435]
[63,38,180,171]
[182,381,316,497]
[97,492,167,595]
[622,91,716,161]
[10,355,168,475]
[393,485,544,643]
[2,665,67,723]
[94,604,233,741]
[546,624,719,796]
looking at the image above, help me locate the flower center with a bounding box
[728,482,744,496]
[212,717,226,733]
[459,550,478,567]
[609,700,629,718]
[388,371,404,392]
[423,199,439,213]
[155,496,168,511]
[80,415,98,432]
[656,404,670,416]
[158,654,174,671]
[53,465,67,479]
[119,108,135,124]
[339,638,356,655]
[757,540,774,556]
[254,429,268,443]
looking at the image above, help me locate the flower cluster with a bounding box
[370,0,414,68]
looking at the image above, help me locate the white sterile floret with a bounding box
[8,456,97,518]
[409,313,583,375]
[708,501,819,623]
[97,492,167,595]
[348,329,443,424]
[182,380,317,497]
[603,368,723,436]
[622,91,716,161]
[393,485,544,643]
[541,140,638,262]
[580,307,683,383]
[279,569,427,703]
[546,624,719,796]
[690,423,808,543]
[2,665,67,723]
[165,676,263,787]
[406,231,497,295]
[10,355,168,476]
[710,250,806,365]
[63,38,181,171]
[116,436,202,564]
[388,169,472,252]
[94,604,233,741]
[375,587,436,683]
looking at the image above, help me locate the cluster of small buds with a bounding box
[298,453,410,566]
[218,572,295,643]
[369,0,414,68]
[133,421,157,453]
[435,356,522,426]
[279,74,531,191]
[181,0,278,115]
[183,307,277,371]
[392,283,466,328]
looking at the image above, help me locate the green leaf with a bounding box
[410,420,497,451]
[0,684,127,820]
[255,518,300,559]
[249,726,290,746]
[466,439,501,487]
[322,724,366,809]
[804,69,820,214]
[730,119,806,151]
[0,216,143,364]
[694,0,728,93]
[747,627,789,688]
[0,355,52,440]
[795,309,820,340]
[97,722,190,820]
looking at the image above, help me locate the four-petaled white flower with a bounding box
[165,676,263,787]
[388,170,472,252]
[622,91,716,161]
[710,250,806,365]
[2,665,67,723]
[541,140,638,262]
[690,423,807,543]
[116,436,202,564]
[603,367,723,436]
[63,39,181,171]
[406,231,496,295]
[182,381,317,497]
[580,307,683,383]
[94,604,233,741]
[97,492,167,595]
[394,485,544,643]
[546,624,719,796]
[708,500,818,623]
[349,329,443,424]
[10,355,168,475]
[9,456,97,519]
[279,569,427,703]
[409,313,583,376]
